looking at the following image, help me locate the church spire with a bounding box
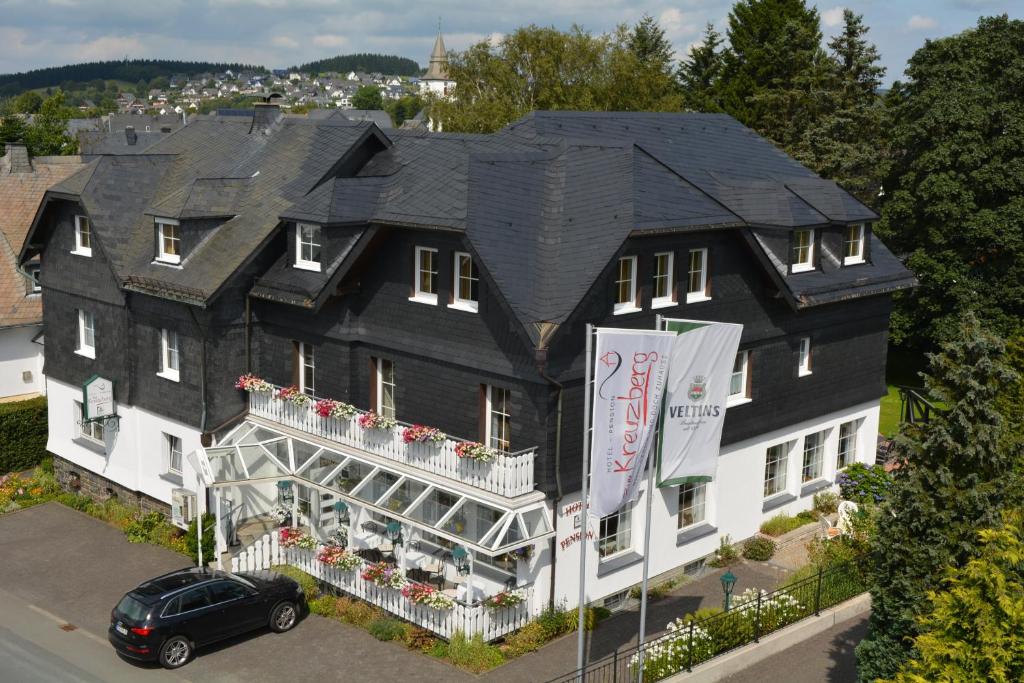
[423,23,448,81]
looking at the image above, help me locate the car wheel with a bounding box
[269,601,298,633]
[159,636,192,669]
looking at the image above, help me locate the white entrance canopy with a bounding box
[201,421,553,556]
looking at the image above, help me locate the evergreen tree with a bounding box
[883,511,1024,683]
[791,9,887,206]
[717,0,829,148]
[877,15,1024,350]
[627,14,675,75]
[677,23,725,112]
[0,110,28,156]
[857,314,1023,682]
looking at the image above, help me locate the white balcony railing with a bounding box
[231,532,533,642]
[248,389,536,498]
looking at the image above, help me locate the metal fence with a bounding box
[546,557,867,683]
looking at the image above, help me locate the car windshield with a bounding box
[116,594,151,622]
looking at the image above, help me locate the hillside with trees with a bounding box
[0,59,265,97]
[293,53,421,76]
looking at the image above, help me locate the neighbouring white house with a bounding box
[0,145,87,401]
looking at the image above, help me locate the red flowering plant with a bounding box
[402,424,446,445]
[279,527,317,550]
[360,562,406,589]
[276,385,312,407]
[401,581,454,609]
[235,373,272,392]
[314,398,358,420]
[455,441,497,463]
[483,589,524,610]
[316,545,362,571]
[358,411,397,431]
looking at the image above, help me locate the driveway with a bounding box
[0,503,472,683]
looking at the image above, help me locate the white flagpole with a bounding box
[576,323,594,675]
[637,314,664,679]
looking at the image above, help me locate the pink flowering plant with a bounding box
[361,562,407,589]
[401,581,454,610]
[316,545,362,571]
[314,398,358,420]
[235,373,272,392]
[358,411,397,431]
[276,385,313,407]
[455,441,497,463]
[402,424,446,445]
[279,527,317,550]
[483,589,524,610]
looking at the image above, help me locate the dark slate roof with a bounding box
[77,129,167,154]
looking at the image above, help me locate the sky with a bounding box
[0,0,1019,84]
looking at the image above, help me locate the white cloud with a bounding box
[271,35,299,49]
[659,7,699,46]
[312,34,347,49]
[907,15,938,31]
[821,7,845,28]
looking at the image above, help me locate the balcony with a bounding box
[247,387,536,499]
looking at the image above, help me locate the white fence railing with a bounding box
[249,390,536,498]
[231,532,533,642]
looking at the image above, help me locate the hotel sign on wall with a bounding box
[82,375,115,421]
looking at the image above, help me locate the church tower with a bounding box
[419,23,455,98]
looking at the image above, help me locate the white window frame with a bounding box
[410,246,438,304]
[652,252,675,308]
[157,328,180,382]
[801,431,826,483]
[727,350,751,406]
[165,433,183,475]
[299,342,315,396]
[686,248,711,303]
[764,443,789,498]
[76,309,95,359]
[376,358,396,419]
[449,251,478,312]
[678,482,708,530]
[155,218,181,265]
[837,421,858,470]
[791,230,815,273]
[485,385,511,452]
[75,401,104,444]
[294,223,322,272]
[613,256,639,314]
[598,506,632,559]
[72,215,92,257]
[798,337,812,377]
[844,223,866,265]
[26,263,41,293]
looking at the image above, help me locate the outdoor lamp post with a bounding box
[721,570,737,612]
[453,545,471,576]
[334,501,349,525]
[277,480,294,506]
[386,520,403,546]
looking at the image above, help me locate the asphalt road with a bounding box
[720,613,869,683]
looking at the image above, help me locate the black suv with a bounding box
[108,567,304,669]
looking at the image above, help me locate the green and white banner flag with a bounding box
[657,319,743,487]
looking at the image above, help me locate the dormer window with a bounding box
[26,263,41,293]
[295,223,321,272]
[613,256,639,314]
[449,251,478,312]
[844,224,866,265]
[791,230,815,273]
[410,246,437,304]
[72,215,92,257]
[156,219,180,264]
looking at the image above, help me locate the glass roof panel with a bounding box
[292,440,322,473]
[207,446,245,482]
[326,460,375,494]
[407,488,460,526]
[520,507,551,537]
[238,444,288,479]
[307,449,346,484]
[495,516,526,548]
[380,479,428,515]
[354,471,400,503]
[440,499,504,544]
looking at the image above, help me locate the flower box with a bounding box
[361,562,406,589]
[401,581,454,610]
[276,385,312,407]
[358,412,397,431]
[314,398,358,420]
[483,590,524,610]
[455,441,497,463]
[235,373,273,392]
[316,545,362,571]
[279,527,317,550]
[402,424,446,445]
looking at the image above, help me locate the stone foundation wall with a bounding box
[52,454,170,517]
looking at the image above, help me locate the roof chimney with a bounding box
[3,143,32,173]
[249,103,282,134]
[160,126,172,133]
[125,126,137,146]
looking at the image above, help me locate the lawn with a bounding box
[879,347,929,438]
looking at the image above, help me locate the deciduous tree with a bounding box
[23,90,77,156]
[351,85,383,110]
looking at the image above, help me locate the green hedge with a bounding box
[0,396,48,475]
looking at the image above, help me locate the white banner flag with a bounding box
[589,329,675,518]
[657,319,743,486]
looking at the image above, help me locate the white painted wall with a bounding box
[0,325,44,398]
[47,377,203,505]
[549,400,880,611]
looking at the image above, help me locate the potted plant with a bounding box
[483,590,524,610]
[235,373,273,392]
[402,424,446,446]
[455,441,497,463]
[358,412,397,432]
[314,398,358,420]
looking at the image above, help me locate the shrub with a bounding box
[813,490,840,514]
[742,537,776,561]
[404,626,437,651]
[124,511,167,544]
[270,565,320,600]
[759,512,815,537]
[439,632,505,672]
[502,621,548,657]
[185,512,216,565]
[710,535,739,567]
[535,605,575,639]
[333,596,383,626]
[835,462,893,505]
[55,492,94,512]
[0,396,48,475]
[367,617,407,641]
[564,606,602,632]
[308,595,336,617]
